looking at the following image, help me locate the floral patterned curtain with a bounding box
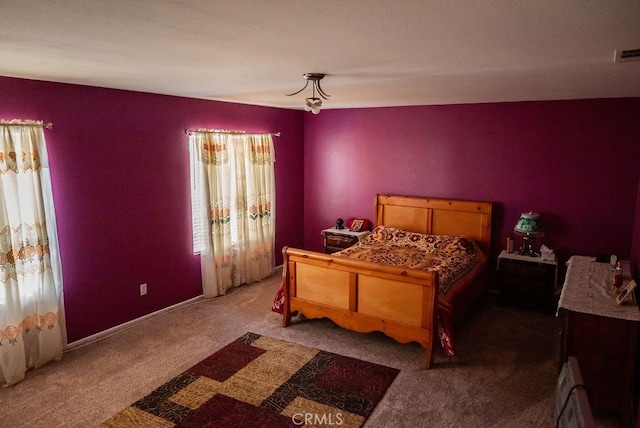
[189,131,275,296]
[0,120,64,386]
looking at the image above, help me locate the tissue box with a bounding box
[541,252,555,262]
[540,245,555,262]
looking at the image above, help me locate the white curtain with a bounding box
[0,120,65,386]
[189,131,275,297]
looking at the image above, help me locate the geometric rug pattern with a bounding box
[100,332,399,427]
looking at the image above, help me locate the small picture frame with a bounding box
[350,219,364,232]
[616,280,637,305]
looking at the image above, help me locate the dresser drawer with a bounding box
[322,228,370,254]
[325,234,358,248]
[501,259,554,280]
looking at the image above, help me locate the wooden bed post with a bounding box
[422,271,438,370]
[281,246,292,327]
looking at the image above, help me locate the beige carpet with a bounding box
[0,270,614,427]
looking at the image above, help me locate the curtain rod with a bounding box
[0,120,53,129]
[185,129,280,137]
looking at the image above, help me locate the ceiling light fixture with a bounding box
[286,73,331,114]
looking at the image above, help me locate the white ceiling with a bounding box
[2,0,639,110]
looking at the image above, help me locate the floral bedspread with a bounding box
[334,225,480,296]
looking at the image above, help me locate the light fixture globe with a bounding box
[287,73,331,113]
[305,97,322,114]
[513,212,544,256]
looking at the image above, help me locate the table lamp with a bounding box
[513,212,544,256]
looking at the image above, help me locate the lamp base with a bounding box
[518,235,539,257]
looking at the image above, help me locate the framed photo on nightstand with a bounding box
[616,280,637,305]
[349,219,364,232]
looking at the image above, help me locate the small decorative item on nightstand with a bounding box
[506,236,514,253]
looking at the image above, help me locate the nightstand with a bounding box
[497,250,558,311]
[322,228,370,254]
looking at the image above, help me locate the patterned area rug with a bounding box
[101,332,399,427]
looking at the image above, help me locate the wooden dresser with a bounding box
[557,256,640,427]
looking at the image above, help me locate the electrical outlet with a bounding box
[140,283,148,296]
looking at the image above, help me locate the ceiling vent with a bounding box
[614,49,640,63]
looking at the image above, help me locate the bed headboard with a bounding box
[375,194,493,255]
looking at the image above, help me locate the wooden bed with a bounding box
[281,194,492,369]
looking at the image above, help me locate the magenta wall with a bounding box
[303,99,640,275]
[3,74,639,344]
[0,77,304,343]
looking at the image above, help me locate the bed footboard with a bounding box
[282,246,438,369]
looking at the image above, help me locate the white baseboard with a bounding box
[64,266,282,352]
[64,295,204,352]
